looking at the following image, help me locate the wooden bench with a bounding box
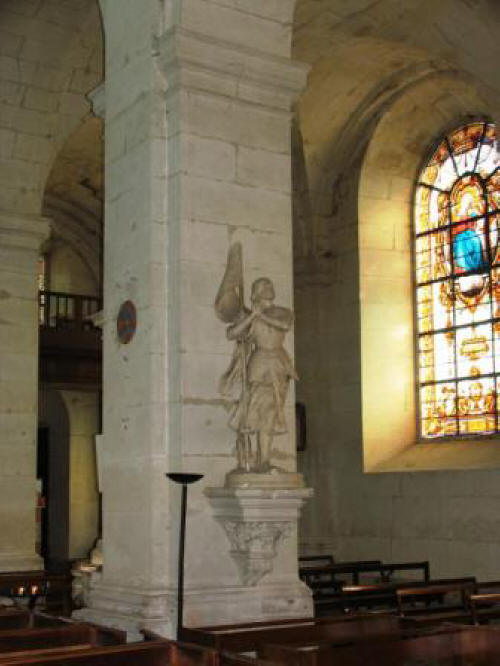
[299,560,383,587]
[256,625,500,666]
[297,626,500,665]
[257,625,459,666]
[298,555,335,569]
[470,592,500,625]
[0,622,126,663]
[301,560,431,615]
[0,638,225,666]
[396,579,478,626]
[0,610,30,631]
[314,575,475,616]
[181,614,403,653]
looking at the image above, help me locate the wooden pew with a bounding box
[302,560,431,615]
[299,560,383,588]
[219,653,271,666]
[298,555,335,569]
[267,626,500,666]
[181,614,402,653]
[0,610,30,631]
[0,622,126,662]
[30,614,79,629]
[0,639,220,666]
[396,579,477,626]
[257,626,457,666]
[255,626,500,666]
[314,575,475,616]
[470,593,500,625]
[477,580,500,594]
[301,560,428,586]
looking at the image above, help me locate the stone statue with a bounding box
[215,243,297,478]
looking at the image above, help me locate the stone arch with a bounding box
[42,115,103,294]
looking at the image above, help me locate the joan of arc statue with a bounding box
[215,243,297,473]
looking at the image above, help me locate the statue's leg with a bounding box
[256,432,273,472]
[244,433,252,472]
[236,433,244,470]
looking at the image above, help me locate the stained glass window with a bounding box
[415,121,499,439]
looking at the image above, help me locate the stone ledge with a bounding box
[157,27,309,109]
[368,439,500,473]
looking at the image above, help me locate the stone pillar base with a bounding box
[74,578,312,639]
[0,553,43,572]
[75,486,314,638]
[72,582,176,641]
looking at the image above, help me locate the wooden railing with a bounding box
[39,290,101,330]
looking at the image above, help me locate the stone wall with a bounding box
[61,390,99,560]
[49,243,99,296]
[0,0,102,216]
[295,52,500,577]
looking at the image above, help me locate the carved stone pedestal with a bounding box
[185,485,314,626]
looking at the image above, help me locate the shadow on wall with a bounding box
[38,389,70,571]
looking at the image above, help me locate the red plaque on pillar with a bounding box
[117,300,136,344]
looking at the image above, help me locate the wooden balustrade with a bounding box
[39,291,101,331]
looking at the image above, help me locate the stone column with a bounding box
[78,0,310,637]
[0,212,50,571]
[159,17,312,624]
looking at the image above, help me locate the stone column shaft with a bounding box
[157,25,312,627]
[0,212,50,571]
[79,0,311,636]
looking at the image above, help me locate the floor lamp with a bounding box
[165,472,204,640]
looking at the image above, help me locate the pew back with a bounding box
[470,592,500,625]
[182,615,401,652]
[306,626,500,666]
[0,641,173,666]
[0,610,29,631]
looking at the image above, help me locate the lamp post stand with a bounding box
[165,472,204,640]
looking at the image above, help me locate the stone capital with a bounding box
[156,27,310,111]
[0,212,51,253]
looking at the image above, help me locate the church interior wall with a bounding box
[38,389,70,565]
[294,1,500,578]
[60,390,99,560]
[0,0,499,634]
[47,242,99,296]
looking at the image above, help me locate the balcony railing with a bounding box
[39,290,102,331]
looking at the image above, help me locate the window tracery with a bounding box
[415,121,499,439]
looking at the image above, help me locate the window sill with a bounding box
[367,439,500,473]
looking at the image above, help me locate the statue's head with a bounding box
[251,277,275,303]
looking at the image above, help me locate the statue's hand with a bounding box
[251,301,265,315]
